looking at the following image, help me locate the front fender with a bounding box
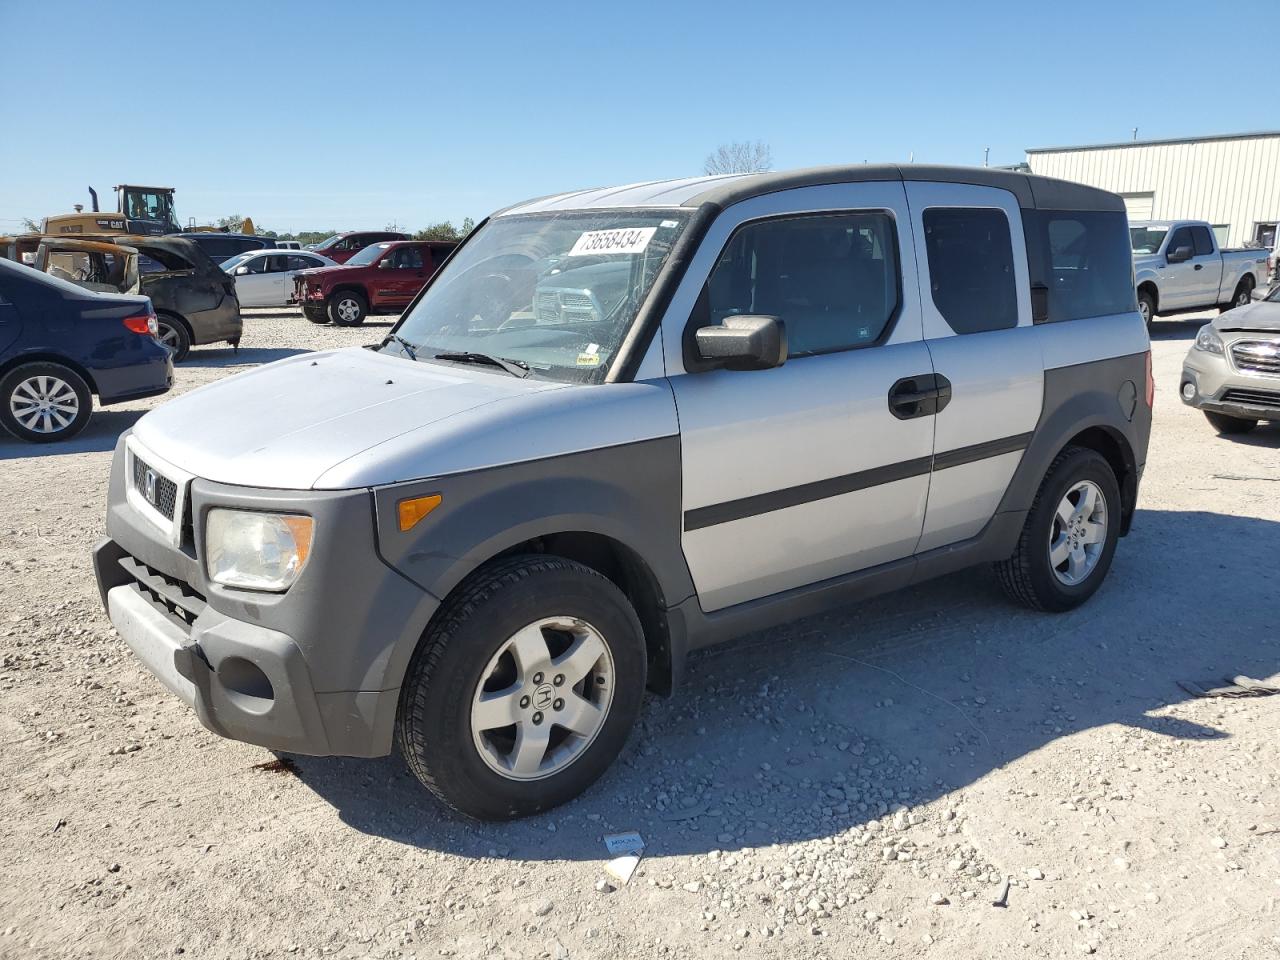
[371,435,694,612]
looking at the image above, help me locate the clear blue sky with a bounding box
[0,0,1259,235]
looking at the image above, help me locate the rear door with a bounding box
[904,182,1043,552]
[662,181,937,612]
[0,286,21,354]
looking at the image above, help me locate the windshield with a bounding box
[1267,284,1280,303]
[221,252,254,272]
[390,211,690,383]
[1130,226,1168,255]
[347,243,391,266]
[313,234,342,250]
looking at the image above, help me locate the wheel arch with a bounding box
[1060,424,1138,535]
[1136,280,1159,312]
[409,527,681,698]
[154,308,193,338]
[0,352,99,396]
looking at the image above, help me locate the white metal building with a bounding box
[1025,131,1280,251]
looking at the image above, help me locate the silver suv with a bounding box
[93,165,1152,820]
[1181,283,1280,433]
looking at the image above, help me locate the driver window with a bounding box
[243,256,269,274]
[394,248,424,270]
[1167,227,1192,255]
[265,254,289,273]
[703,212,900,356]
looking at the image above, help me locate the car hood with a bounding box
[1213,300,1280,333]
[131,347,567,489]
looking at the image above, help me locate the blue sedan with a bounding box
[0,259,173,443]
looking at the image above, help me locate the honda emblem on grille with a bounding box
[144,469,158,506]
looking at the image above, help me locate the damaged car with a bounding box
[1182,283,1280,433]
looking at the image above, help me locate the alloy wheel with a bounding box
[1049,479,1108,586]
[9,375,80,435]
[337,298,360,323]
[157,321,181,352]
[470,617,615,781]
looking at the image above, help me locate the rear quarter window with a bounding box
[1024,210,1137,322]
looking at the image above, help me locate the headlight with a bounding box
[1194,325,1224,355]
[205,509,314,592]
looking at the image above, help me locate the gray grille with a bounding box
[1220,387,1280,410]
[131,454,178,520]
[1231,339,1280,376]
[533,289,598,324]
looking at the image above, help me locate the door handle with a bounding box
[888,374,952,419]
[1194,264,1203,271]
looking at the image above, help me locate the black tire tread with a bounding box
[993,445,1105,612]
[396,554,630,818]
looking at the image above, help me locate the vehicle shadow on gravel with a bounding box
[0,408,145,458]
[290,508,1279,862]
[180,347,310,368]
[1148,320,1202,342]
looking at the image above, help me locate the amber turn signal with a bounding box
[398,494,442,531]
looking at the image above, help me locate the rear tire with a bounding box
[1219,277,1254,313]
[396,555,647,820]
[0,362,93,443]
[1204,411,1258,434]
[1137,290,1156,329]
[156,315,191,362]
[994,446,1121,613]
[328,290,367,326]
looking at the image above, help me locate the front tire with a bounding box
[1204,410,1258,434]
[156,315,191,362]
[328,290,367,326]
[994,446,1121,612]
[303,306,329,325]
[0,362,93,443]
[396,556,647,820]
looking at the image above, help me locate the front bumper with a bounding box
[1181,345,1280,420]
[93,434,441,757]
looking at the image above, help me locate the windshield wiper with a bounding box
[383,334,419,360]
[433,351,531,378]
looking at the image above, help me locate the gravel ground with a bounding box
[1,309,1278,960]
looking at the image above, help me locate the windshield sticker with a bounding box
[568,227,657,257]
[576,352,601,366]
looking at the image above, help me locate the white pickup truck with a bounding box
[1130,220,1270,325]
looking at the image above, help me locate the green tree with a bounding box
[414,221,462,241]
[217,214,247,233]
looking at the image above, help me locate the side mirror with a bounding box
[694,315,787,371]
[377,259,393,270]
[1167,245,1193,264]
[234,265,249,275]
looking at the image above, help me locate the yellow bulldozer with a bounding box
[41,185,254,237]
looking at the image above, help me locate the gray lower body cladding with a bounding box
[95,434,438,757]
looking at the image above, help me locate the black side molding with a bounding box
[683,432,1033,532]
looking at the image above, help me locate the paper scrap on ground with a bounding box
[603,831,645,855]
[604,854,641,886]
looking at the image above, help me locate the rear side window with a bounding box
[703,211,900,356]
[922,208,1018,334]
[1026,210,1137,322]
[287,255,319,270]
[1191,225,1215,256]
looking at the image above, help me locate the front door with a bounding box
[380,246,428,309]
[903,182,1044,552]
[663,182,936,612]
